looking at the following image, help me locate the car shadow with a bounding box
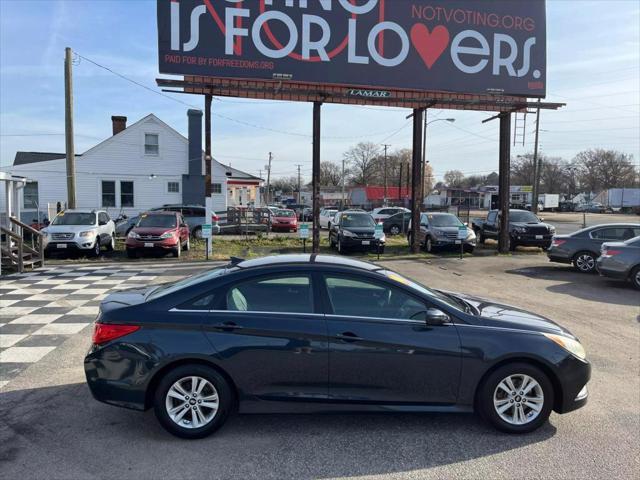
[505,265,638,307]
[1,382,556,479]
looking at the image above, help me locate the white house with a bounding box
[0,111,262,223]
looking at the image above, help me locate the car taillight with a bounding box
[211,214,219,222]
[551,239,567,247]
[601,249,622,258]
[92,323,140,345]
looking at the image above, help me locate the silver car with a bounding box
[42,210,116,257]
[596,236,640,290]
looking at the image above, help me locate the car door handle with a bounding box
[212,322,243,332]
[335,332,363,342]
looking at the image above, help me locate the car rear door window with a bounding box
[324,276,426,321]
[226,276,313,314]
[592,227,638,241]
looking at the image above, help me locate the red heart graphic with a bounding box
[410,24,450,69]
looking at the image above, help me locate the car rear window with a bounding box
[147,267,235,301]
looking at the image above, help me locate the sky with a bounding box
[1,0,639,183]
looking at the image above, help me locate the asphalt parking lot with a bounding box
[1,254,638,480]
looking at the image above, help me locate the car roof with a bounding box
[142,210,177,216]
[235,254,382,271]
[422,212,453,216]
[582,223,640,230]
[59,209,99,214]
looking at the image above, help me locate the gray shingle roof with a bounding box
[13,152,68,166]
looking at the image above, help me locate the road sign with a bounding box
[202,224,212,239]
[457,226,468,240]
[374,223,384,239]
[299,223,309,239]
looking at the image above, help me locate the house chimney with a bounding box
[187,109,203,176]
[111,116,127,135]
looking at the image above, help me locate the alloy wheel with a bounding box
[165,376,219,429]
[576,254,595,272]
[390,225,400,235]
[493,374,544,426]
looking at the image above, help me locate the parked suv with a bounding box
[547,223,640,273]
[42,209,115,257]
[408,212,476,253]
[126,211,190,258]
[150,204,220,238]
[329,210,385,254]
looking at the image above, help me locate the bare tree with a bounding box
[443,170,465,187]
[344,142,381,186]
[575,149,638,191]
[319,161,342,187]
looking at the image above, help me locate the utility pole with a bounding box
[265,152,273,205]
[64,47,76,209]
[421,110,427,202]
[296,164,302,203]
[258,170,263,206]
[398,162,403,209]
[341,158,346,208]
[531,98,542,214]
[382,144,391,204]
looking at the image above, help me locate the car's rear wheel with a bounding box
[390,225,400,236]
[154,365,233,439]
[573,251,597,273]
[478,363,553,434]
[631,266,640,290]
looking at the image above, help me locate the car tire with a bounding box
[153,364,233,439]
[425,237,434,253]
[477,230,485,244]
[573,251,597,273]
[630,266,640,290]
[106,235,115,251]
[378,245,385,254]
[337,239,345,254]
[477,362,554,434]
[91,238,101,257]
[173,241,181,258]
[193,227,203,239]
[390,225,400,236]
[126,248,137,259]
[464,245,475,254]
[184,236,190,251]
[509,238,518,252]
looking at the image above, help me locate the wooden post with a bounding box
[64,47,76,209]
[312,101,322,253]
[410,108,424,254]
[498,113,511,253]
[204,94,212,197]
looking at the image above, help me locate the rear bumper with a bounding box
[596,261,629,280]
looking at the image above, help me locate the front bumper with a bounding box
[125,238,179,251]
[341,236,385,249]
[271,223,297,231]
[44,239,96,252]
[511,233,553,247]
[554,355,591,414]
[432,237,476,248]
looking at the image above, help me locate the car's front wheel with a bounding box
[154,365,233,439]
[630,265,640,290]
[91,238,101,257]
[477,363,554,434]
[106,235,115,251]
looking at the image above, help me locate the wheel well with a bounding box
[144,358,239,411]
[473,357,564,413]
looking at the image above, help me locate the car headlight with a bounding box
[79,231,95,237]
[466,229,476,241]
[543,333,587,360]
[160,232,174,239]
[342,230,356,237]
[127,231,140,239]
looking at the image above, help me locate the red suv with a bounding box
[126,211,190,258]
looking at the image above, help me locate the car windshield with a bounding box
[147,266,235,301]
[380,270,471,313]
[509,211,539,223]
[275,210,295,217]
[51,212,96,226]
[342,214,375,228]
[137,215,177,228]
[428,214,463,227]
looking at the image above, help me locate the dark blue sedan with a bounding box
[85,255,590,438]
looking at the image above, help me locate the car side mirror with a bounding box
[425,308,450,326]
[539,217,545,221]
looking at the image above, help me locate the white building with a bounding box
[0,111,262,223]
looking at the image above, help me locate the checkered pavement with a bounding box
[0,263,164,389]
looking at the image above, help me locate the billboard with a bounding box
[158,0,546,97]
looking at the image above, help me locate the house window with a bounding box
[121,181,134,207]
[212,183,222,194]
[145,133,159,155]
[23,181,39,209]
[168,181,180,193]
[102,181,116,207]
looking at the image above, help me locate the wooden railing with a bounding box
[0,217,45,273]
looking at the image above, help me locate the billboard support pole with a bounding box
[498,112,511,253]
[410,108,424,254]
[204,93,213,257]
[312,101,322,254]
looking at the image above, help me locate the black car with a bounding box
[85,255,590,439]
[329,210,385,254]
[473,209,555,251]
[383,211,411,235]
[547,223,640,273]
